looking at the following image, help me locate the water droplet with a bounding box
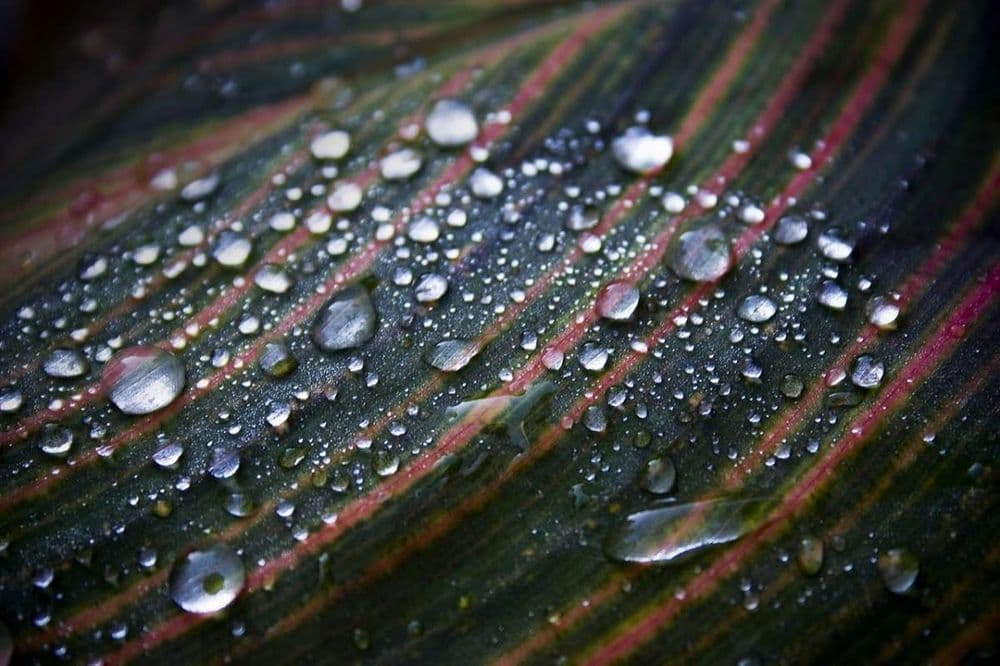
[667,224,732,282]
[407,216,440,243]
[310,130,350,160]
[102,346,185,415]
[596,281,640,321]
[259,342,298,378]
[212,231,252,268]
[469,167,503,198]
[414,273,448,303]
[817,228,854,262]
[380,148,422,180]
[773,214,809,245]
[38,424,74,457]
[866,296,900,330]
[797,537,824,576]
[153,441,184,468]
[851,355,884,389]
[583,405,607,433]
[312,284,378,352]
[878,548,919,594]
[180,172,220,202]
[639,457,676,495]
[43,348,89,378]
[604,497,773,564]
[0,387,23,413]
[425,99,478,147]
[169,544,246,614]
[816,281,848,310]
[565,204,600,231]
[612,126,673,174]
[254,264,294,294]
[425,339,480,372]
[327,182,363,212]
[579,342,609,372]
[780,374,804,399]
[737,295,777,323]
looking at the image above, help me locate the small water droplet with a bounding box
[259,342,298,378]
[380,148,422,180]
[737,295,777,323]
[866,296,900,330]
[212,231,252,268]
[773,214,809,245]
[469,167,503,198]
[851,355,884,389]
[639,457,676,495]
[797,536,824,576]
[816,281,848,310]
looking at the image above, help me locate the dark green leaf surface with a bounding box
[0,0,997,664]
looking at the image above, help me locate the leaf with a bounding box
[0,0,997,664]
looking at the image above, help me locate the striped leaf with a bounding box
[0,0,997,664]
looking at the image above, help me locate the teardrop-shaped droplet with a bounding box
[102,346,185,415]
[604,497,773,564]
[312,285,378,352]
[612,126,673,174]
[425,339,480,372]
[667,224,732,282]
[169,543,245,614]
[425,99,478,147]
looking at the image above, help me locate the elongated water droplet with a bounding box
[102,346,185,415]
[604,497,773,564]
[425,99,478,147]
[254,264,294,294]
[169,544,245,614]
[312,285,378,352]
[425,339,480,372]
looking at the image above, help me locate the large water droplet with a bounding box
[425,99,478,147]
[169,544,246,614]
[816,281,848,310]
[851,355,884,389]
[102,346,185,415]
[667,224,732,282]
[604,497,773,564]
[612,126,673,174]
[866,296,900,330]
[259,342,298,378]
[38,424,74,458]
[773,214,809,245]
[425,339,480,372]
[469,167,503,198]
[312,285,378,352]
[639,457,676,495]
